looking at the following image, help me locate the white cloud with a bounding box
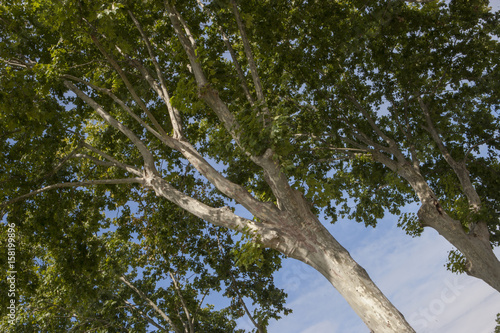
[491,0,500,12]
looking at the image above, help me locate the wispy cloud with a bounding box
[265,215,500,333]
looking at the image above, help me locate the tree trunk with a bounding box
[273,216,415,333]
[147,174,415,332]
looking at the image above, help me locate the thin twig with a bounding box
[168,271,194,333]
[1,178,143,209]
[120,276,181,333]
[123,300,169,332]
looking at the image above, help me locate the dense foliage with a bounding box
[1,0,499,331]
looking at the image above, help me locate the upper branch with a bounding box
[195,0,255,105]
[387,97,420,170]
[127,10,184,139]
[63,75,177,152]
[164,2,306,213]
[64,81,157,172]
[347,95,406,162]
[229,0,266,104]
[88,33,169,138]
[418,97,481,210]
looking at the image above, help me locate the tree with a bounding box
[1,0,498,331]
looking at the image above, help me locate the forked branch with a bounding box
[87,32,169,138]
[418,97,481,210]
[64,81,157,172]
[120,276,182,333]
[128,10,184,139]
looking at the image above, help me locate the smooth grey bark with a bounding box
[145,171,415,333]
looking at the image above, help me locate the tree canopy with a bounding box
[1,0,499,332]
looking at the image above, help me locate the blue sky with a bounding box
[249,212,500,333]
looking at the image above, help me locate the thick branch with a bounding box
[144,175,280,245]
[169,139,279,220]
[67,65,277,222]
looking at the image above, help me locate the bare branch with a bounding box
[123,300,169,332]
[88,33,169,138]
[120,276,182,333]
[81,142,143,176]
[168,272,194,333]
[128,10,184,139]
[64,80,157,172]
[1,178,143,209]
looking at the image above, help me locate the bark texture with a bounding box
[145,169,415,333]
